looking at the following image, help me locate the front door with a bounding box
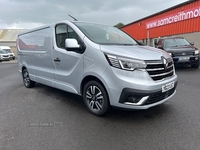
[53,24,84,94]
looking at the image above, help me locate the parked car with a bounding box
[0,46,15,60]
[156,37,199,68]
[17,20,177,116]
[0,49,10,61]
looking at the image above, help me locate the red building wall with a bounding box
[122,0,200,40]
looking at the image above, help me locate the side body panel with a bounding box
[17,26,55,87]
[31,27,55,87]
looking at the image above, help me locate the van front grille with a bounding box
[145,59,174,81]
[3,55,9,58]
[173,51,193,57]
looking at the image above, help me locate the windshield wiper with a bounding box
[178,45,189,46]
[122,44,134,46]
[171,45,189,47]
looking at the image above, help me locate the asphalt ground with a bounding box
[0,62,200,150]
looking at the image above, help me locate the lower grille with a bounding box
[144,87,175,105]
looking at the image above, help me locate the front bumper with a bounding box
[102,66,178,110]
[173,55,199,65]
[9,55,15,59]
[119,81,177,106]
[0,57,10,61]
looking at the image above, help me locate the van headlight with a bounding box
[195,50,199,55]
[105,54,146,71]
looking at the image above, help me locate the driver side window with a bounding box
[55,24,81,49]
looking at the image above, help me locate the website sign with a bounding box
[146,7,200,29]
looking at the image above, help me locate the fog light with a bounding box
[127,96,140,103]
[124,96,149,105]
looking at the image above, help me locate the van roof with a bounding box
[161,37,184,40]
[0,46,11,49]
[18,20,111,36]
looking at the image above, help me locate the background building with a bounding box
[121,0,200,50]
[0,29,26,57]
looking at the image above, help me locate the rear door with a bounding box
[53,23,84,94]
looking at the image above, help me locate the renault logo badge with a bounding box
[161,56,168,70]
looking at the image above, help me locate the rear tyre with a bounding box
[22,68,35,88]
[83,81,110,116]
[191,60,199,68]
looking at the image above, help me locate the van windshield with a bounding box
[74,22,138,45]
[2,49,12,53]
[0,50,6,54]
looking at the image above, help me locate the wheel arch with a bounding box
[22,66,26,71]
[80,75,110,103]
[21,66,27,75]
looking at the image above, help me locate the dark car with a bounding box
[156,37,199,68]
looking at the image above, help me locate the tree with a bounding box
[114,23,124,28]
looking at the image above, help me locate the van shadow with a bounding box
[106,103,174,121]
[33,83,174,121]
[34,83,85,109]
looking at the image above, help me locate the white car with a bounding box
[0,50,10,61]
[0,46,15,60]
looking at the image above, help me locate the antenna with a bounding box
[68,14,78,21]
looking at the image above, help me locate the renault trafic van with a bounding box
[17,20,178,116]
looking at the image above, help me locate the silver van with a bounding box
[17,20,178,116]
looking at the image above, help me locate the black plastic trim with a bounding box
[119,81,178,104]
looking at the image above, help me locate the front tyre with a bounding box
[83,81,110,116]
[22,68,35,88]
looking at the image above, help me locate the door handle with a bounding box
[54,58,61,62]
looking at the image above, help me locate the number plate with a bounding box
[162,81,174,93]
[178,57,190,61]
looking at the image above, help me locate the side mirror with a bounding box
[65,39,80,49]
[65,39,85,54]
[157,45,163,49]
[190,42,194,45]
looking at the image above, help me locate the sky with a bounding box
[0,0,189,29]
